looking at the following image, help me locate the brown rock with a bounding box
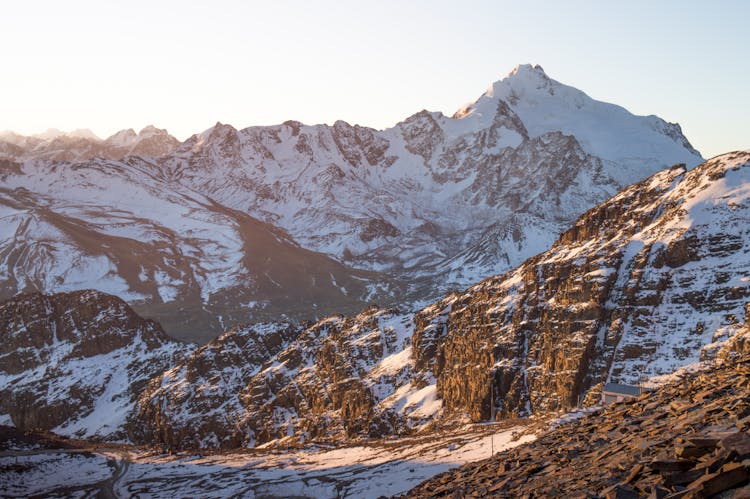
[602,484,641,499]
[733,483,750,498]
[649,459,695,472]
[675,445,712,459]
[721,432,750,459]
[687,463,748,496]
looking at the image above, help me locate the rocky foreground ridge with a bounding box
[403,348,750,498]
[412,150,750,425]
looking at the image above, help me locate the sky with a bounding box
[1,0,747,158]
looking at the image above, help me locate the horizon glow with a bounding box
[1,0,747,158]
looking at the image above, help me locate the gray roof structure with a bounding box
[602,382,642,397]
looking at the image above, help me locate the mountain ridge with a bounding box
[0,65,703,340]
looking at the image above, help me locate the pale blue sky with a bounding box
[1,0,747,158]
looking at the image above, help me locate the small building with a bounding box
[601,382,642,405]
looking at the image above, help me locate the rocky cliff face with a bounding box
[129,322,303,448]
[0,290,188,440]
[410,151,750,422]
[131,307,432,449]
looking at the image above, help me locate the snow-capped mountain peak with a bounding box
[453,64,701,187]
[508,63,548,78]
[104,128,138,147]
[0,125,180,163]
[32,128,100,141]
[138,124,164,136]
[0,65,705,340]
[502,63,552,91]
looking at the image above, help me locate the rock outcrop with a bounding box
[131,307,428,449]
[129,322,302,449]
[403,352,750,498]
[0,290,188,440]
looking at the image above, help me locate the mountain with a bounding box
[0,125,179,162]
[0,65,702,340]
[0,290,188,440]
[13,151,730,451]
[0,156,399,343]
[1,152,748,449]
[163,64,702,293]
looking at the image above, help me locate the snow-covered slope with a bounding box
[160,64,701,295]
[0,290,188,440]
[0,157,398,342]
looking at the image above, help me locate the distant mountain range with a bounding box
[0,125,179,162]
[0,64,702,341]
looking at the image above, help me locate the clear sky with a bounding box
[1,0,747,158]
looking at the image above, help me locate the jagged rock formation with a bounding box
[0,290,188,440]
[403,352,750,498]
[129,322,303,448]
[0,65,701,340]
[131,308,432,449]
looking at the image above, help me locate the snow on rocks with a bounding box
[0,290,189,440]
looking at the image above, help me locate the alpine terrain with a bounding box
[2,151,748,453]
[1,150,748,497]
[0,64,702,341]
[3,63,748,498]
